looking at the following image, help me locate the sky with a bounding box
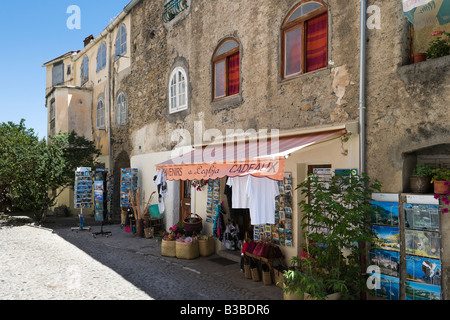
[0,0,130,139]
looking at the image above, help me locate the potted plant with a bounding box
[283,173,382,300]
[413,52,427,63]
[431,168,450,194]
[410,162,433,193]
[426,30,450,60]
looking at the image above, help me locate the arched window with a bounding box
[115,24,127,59]
[213,38,240,100]
[96,98,105,129]
[169,67,188,114]
[281,1,328,78]
[97,42,107,72]
[81,55,89,85]
[116,92,127,125]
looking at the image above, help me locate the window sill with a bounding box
[279,66,330,84]
[211,94,243,112]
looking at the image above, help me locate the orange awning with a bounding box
[156,129,346,181]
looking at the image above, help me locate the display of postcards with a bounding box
[94,181,104,190]
[405,229,440,259]
[405,281,441,300]
[95,202,104,210]
[285,240,293,247]
[254,233,260,240]
[371,225,400,252]
[404,204,440,232]
[369,249,400,277]
[406,255,441,286]
[95,210,104,222]
[375,274,399,300]
[370,201,399,226]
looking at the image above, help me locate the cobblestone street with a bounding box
[0,222,283,301]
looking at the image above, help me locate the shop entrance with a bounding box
[232,210,252,241]
[180,180,192,222]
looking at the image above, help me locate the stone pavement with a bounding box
[0,220,284,300]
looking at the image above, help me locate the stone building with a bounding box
[44,0,450,299]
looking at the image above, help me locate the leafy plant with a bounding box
[426,31,450,59]
[431,168,450,184]
[283,173,382,300]
[412,163,433,177]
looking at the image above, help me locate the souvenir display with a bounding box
[74,167,93,209]
[272,172,293,246]
[120,168,138,208]
[206,179,220,223]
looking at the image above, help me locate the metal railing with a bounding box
[162,0,188,23]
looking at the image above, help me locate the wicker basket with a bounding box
[144,227,154,239]
[262,270,272,285]
[183,214,203,233]
[161,239,176,257]
[198,236,215,257]
[244,264,252,279]
[251,267,260,282]
[176,239,199,260]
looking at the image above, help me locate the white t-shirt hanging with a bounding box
[226,176,250,209]
[246,176,280,225]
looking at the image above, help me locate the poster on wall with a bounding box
[405,281,441,300]
[406,255,442,286]
[371,201,399,226]
[375,274,400,300]
[371,225,400,252]
[404,203,440,232]
[405,229,440,259]
[369,249,400,277]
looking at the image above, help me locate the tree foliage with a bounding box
[0,120,100,222]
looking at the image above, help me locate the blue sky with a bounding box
[0,1,130,139]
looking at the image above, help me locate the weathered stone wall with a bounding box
[115,0,363,159]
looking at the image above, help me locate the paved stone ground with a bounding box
[0,218,284,301]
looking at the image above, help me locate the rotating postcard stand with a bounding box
[72,167,93,232]
[92,169,112,238]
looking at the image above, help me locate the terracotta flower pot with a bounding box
[413,53,427,63]
[434,181,450,195]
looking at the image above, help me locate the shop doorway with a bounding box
[180,180,192,222]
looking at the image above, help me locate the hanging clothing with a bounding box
[246,176,280,225]
[226,176,249,209]
[222,223,241,251]
[153,169,168,214]
[213,203,225,241]
[224,177,247,219]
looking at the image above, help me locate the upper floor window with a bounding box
[97,42,107,72]
[169,67,188,114]
[116,92,127,125]
[52,62,64,86]
[213,38,240,100]
[281,1,328,79]
[81,55,89,85]
[96,98,105,129]
[115,24,127,59]
[162,0,189,23]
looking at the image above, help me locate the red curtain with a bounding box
[306,12,328,73]
[228,52,240,95]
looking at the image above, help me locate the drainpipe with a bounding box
[359,0,368,302]
[359,0,367,175]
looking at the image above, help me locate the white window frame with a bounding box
[115,24,127,60]
[116,92,127,126]
[96,98,105,129]
[168,67,188,114]
[97,42,107,72]
[81,55,89,85]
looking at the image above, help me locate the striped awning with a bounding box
[156,129,346,181]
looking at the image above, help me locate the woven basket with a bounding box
[198,237,215,257]
[262,270,272,285]
[251,267,260,282]
[161,239,176,257]
[144,227,154,239]
[176,239,199,260]
[183,214,203,233]
[244,264,252,279]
